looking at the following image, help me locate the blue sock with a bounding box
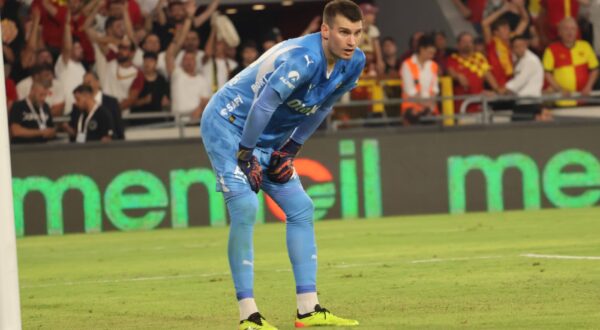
[225,191,258,300]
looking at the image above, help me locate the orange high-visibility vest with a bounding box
[401,57,439,114]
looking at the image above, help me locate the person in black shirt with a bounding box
[130,52,170,125]
[65,85,114,143]
[229,41,258,79]
[82,71,125,139]
[9,80,56,144]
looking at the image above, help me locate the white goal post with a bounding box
[0,23,23,330]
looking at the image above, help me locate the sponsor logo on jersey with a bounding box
[304,55,314,67]
[219,94,244,116]
[279,70,300,90]
[287,99,319,115]
[251,76,268,95]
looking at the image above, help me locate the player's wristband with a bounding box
[280,139,302,156]
[237,144,254,161]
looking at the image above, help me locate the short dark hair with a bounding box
[323,0,362,26]
[382,36,396,44]
[84,70,100,81]
[143,51,158,60]
[73,84,93,95]
[492,18,510,32]
[511,35,530,44]
[457,31,473,43]
[32,64,54,76]
[417,35,436,52]
[105,17,122,31]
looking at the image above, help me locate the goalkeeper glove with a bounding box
[236,144,262,193]
[267,139,302,184]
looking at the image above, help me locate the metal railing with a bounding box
[51,90,600,139]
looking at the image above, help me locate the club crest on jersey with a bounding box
[287,99,319,115]
[280,71,300,90]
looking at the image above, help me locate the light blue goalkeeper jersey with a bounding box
[204,32,366,148]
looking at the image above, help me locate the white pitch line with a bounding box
[17,255,517,289]
[21,272,229,289]
[520,253,600,260]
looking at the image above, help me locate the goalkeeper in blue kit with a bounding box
[200,1,365,328]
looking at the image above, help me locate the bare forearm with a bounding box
[10,124,42,138]
[584,69,599,91]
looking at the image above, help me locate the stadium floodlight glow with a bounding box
[225,8,237,15]
[252,4,266,10]
[0,25,23,330]
[282,0,294,6]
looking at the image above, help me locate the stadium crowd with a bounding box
[2,0,600,143]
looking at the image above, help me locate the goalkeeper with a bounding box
[200,1,365,329]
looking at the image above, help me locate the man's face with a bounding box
[170,3,185,22]
[363,13,375,25]
[382,40,397,57]
[322,15,363,60]
[434,34,446,50]
[143,57,157,74]
[494,24,511,41]
[242,47,258,64]
[183,31,200,52]
[181,53,196,74]
[512,38,528,58]
[559,19,578,45]
[72,41,84,61]
[83,73,100,91]
[143,34,161,53]
[458,34,474,54]
[419,46,437,61]
[36,51,53,66]
[68,0,82,13]
[34,70,53,83]
[117,38,133,63]
[73,93,88,110]
[30,85,48,107]
[109,20,125,39]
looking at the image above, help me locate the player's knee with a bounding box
[286,194,314,224]
[225,191,258,226]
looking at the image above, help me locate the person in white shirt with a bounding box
[400,35,439,125]
[166,16,210,120]
[55,10,86,116]
[202,28,238,93]
[16,64,65,117]
[501,36,545,121]
[132,33,168,76]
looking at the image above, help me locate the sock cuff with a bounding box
[296,285,317,294]
[236,290,254,300]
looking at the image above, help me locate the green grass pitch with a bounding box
[17,208,600,329]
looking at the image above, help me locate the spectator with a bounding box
[203,28,238,93]
[16,64,65,117]
[95,34,144,111]
[482,1,529,88]
[359,3,384,75]
[433,31,454,75]
[381,37,401,77]
[539,0,583,43]
[9,80,56,144]
[167,16,211,120]
[543,17,599,106]
[447,32,501,113]
[82,71,125,139]
[230,41,259,78]
[400,35,440,125]
[261,27,283,52]
[501,36,545,120]
[55,10,86,115]
[30,0,74,56]
[132,33,167,75]
[154,0,220,50]
[130,52,170,125]
[65,84,114,143]
[5,66,18,112]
